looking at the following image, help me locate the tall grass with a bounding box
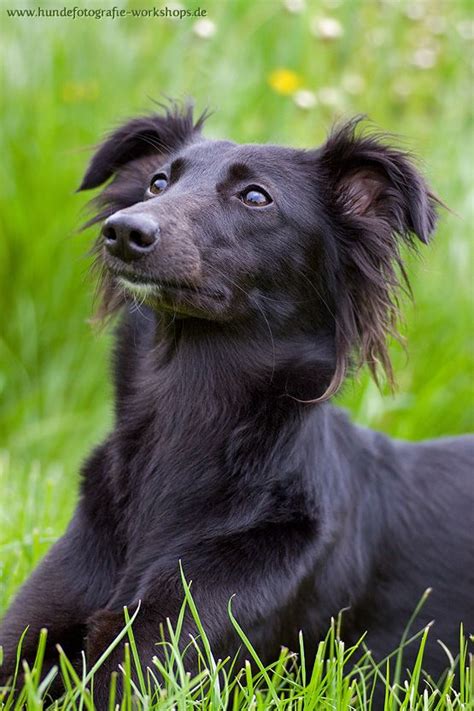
[1,577,472,710]
[1,0,473,707]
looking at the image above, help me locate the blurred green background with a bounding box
[0,0,473,610]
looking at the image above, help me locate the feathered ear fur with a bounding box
[79,103,208,322]
[78,103,208,191]
[316,118,440,396]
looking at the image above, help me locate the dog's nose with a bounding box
[102,213,160,262]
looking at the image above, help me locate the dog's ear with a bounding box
[78,105,207,191]
[315,118,439,396]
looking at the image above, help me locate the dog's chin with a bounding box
[116,276,231,320]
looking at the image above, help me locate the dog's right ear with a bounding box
[78,105,207,191]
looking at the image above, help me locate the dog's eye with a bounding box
[149,173,168,195]
[240,186,272,207]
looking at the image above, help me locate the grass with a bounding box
[1,577,472,710]
[0,0,473,708]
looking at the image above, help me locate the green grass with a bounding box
[1,579,472,710]
[1,0,473,707]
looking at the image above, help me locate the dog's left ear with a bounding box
[318,118,438,244]
[314,119,439,395]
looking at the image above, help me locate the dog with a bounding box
[1,105,473,707]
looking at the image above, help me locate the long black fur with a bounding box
[1,105,472,707]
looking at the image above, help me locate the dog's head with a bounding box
[80,105,438,397]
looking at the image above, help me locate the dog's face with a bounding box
[80,106,438,394]
[103,140,324,322]
[85,136,331,325]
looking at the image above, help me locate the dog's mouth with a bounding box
[117,272,224,298]
[112,270,229,318]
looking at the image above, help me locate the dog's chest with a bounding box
[111,400,311,549]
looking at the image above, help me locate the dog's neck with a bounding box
[114,307,337,476]
[148,311,336,404]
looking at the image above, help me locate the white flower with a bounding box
[193,18,217,39]
[283,0,305,13]
[166,2,185,19]
[404,2,425,21]
[342,73,365,95]
[412,47,437,69]
[294,89,317,109]
[457,20,474,40]
[311,17,344,40]
[367,28,386,47]
[426,15,447,35]
[393,79,412,99]
[318,87,344,108]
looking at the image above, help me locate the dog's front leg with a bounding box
[86,519,319,709]
[0,443,121,696]
[0,511,118,697]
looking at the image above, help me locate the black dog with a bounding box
[1,106,473,706]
